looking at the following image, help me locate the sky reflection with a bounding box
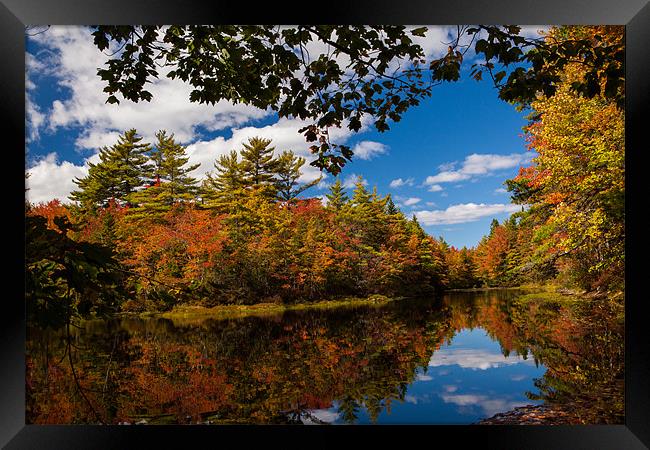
[310,327,546,424]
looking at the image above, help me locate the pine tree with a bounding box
[69,129,151,211]
[384,195,400,215]
[489,218,500,236]
[407,214,426,238]
[239,137,278,197]
[201,150,246,211]
[149,130,199,203]
[127,130,199,219]
[325,178,348,211]
[274,150,322,202]
[350,176,371,206]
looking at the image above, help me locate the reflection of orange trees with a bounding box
[27,293,622,425]
[520,298,624,423]
[26,356,76,424]
[26,329,112,424]
[212,310,448,423]
[27,303,452,424]
[120,338,233,422]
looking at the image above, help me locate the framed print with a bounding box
[3,0,650,448]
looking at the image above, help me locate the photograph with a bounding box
[22,23,628,428]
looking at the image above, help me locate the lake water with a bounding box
[26,289,624,425]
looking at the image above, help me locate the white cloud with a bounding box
[437,161,457,171]
[518,26,549,40]
[26,98,45,142]
[441,393,530,417]
[408,26,459,61]
[25,53,46,142]
[389,177,415,188]
[414,203,522,225]
[510,374,528,381]
[28,26,271,150]
[303,408,339,425]
[342,173,367,189]
[352,141,388,160]
[461,153,530,175]
[424,153,532,188]
[403,197,421,206]
[429,348,534,370]
[494,187,508,194]
[428,184,444,192]
[425,171,470,184]
[26,153,88,204]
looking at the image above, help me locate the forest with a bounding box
[25,25,624,328]
[22,23,628,429]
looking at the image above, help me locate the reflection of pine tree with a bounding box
[337,395,360,423]
[365,395,382,423]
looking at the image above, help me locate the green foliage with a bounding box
[239,137,279,195]
[90,25,624,174]
[126,131,200,220]
[25,214,124,328]
[467,25,624,109]
[274,150,322,202]
[69,129,152,211]
[201,150,246,211]
[325,178,348,211]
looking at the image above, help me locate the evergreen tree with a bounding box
[350,176,371,206]
[384,195,400,215]
[273,150,322,202]
[69,129,151,210]
[458,247,479,287]
[149,130,199,203]
[201,150,246,211]
[408,214,426,238]
[239,137,278,196]
[127,130,199,219]
[489,218,500,236]
[325,178,348,211]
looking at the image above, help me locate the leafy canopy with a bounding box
[91,25,624,175]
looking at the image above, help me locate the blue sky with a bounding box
[25,26,544,248]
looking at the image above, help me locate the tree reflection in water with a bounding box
[26,290,623,424]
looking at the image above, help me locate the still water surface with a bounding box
[26,289,623,424]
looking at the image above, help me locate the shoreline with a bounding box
[112,283,611,321]
[476,404,576,425]
[128,293,405,321]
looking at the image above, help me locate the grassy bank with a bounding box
[148,294,401,321]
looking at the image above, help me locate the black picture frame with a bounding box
[3,1,649,448]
